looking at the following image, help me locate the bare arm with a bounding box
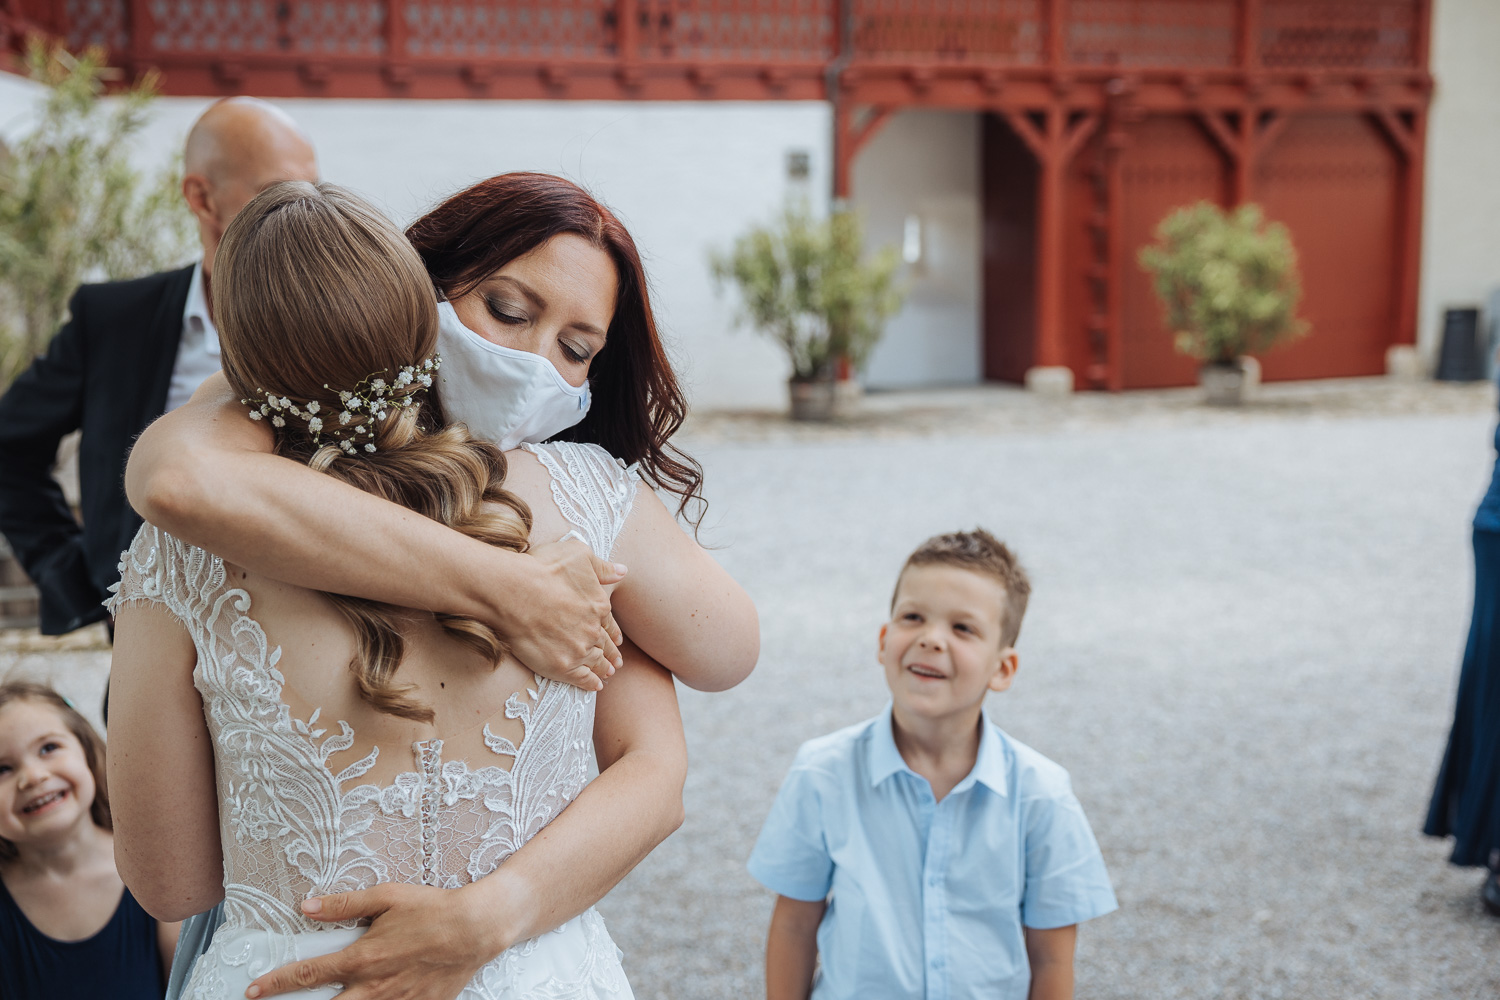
[126,374,623,690]
[1025,924,1077,1000]
[766,895,825,1000]
[607,484,760,692]
[246,640,687,1000]
[157,919,182,985]
[107,602,224,922]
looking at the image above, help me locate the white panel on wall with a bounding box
[1419,0,1500,366]
[121,98,835,410]
[0,72,44,143]
[851,110,982,389]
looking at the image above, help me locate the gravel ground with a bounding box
[6,378,1499,999]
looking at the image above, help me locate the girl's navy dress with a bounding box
[1426,405,1500,867]
[0,876,164,999]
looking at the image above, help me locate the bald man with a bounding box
[0,98,318,635]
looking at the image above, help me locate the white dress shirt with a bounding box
[165,261,221,413]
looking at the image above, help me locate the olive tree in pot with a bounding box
[711,203,901,421]
[0,42,193,389]
[1138,202,1306,405]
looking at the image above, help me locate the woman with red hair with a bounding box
[120,173,759,999]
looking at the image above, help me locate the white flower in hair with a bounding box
[240,352,439,458]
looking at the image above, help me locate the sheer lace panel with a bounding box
[104,434,641,1000]
[521,442,639,559]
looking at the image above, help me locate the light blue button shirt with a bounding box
[748,705,1117,1000]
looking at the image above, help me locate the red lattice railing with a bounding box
[1260,0,1419,69]
[64,0,128,52]
[851,0,1045,65]
[637,1,835,62]
[1066,0,1237,68]
[404,2,611,60]
[1,0,1429,96]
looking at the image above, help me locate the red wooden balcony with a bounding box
[2,1,1430,103]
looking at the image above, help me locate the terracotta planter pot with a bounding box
[788,378,837,421]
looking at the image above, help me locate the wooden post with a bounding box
[1238,0,1260,70]
[1394,110,1426,345]
[834,101,852,199]
[1003,107,1098,379]
[1104,125,1128,391]
[834,105,894,200]
[385,0,408,65]
[1046,0,1066,69]
[124,0,153,72]
[617,0,639,63]
[1412,0,1432,72]
[1035,141,1067,369]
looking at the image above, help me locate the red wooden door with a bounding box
[1117,115,1231,389]
[1254,113,1399,381]
[982,113,1040,384]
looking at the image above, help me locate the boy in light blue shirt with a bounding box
[748,530,1116,1000]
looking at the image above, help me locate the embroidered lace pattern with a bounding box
[106,440,639,1000]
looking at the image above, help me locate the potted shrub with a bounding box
[0,43,191,629]
[1138,202,1306,405]
[711,202,901,420]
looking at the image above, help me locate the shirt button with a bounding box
[927,872,941,886]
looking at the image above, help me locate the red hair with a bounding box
[406,173,704,525]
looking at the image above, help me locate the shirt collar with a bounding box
[183,260,220,356]
[867,702,1010,797]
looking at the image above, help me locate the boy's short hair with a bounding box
[894,529,1032,647]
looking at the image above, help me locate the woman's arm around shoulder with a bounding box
[605,474,760,692]
[126,373,625,689]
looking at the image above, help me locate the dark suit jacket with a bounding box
[0,265,194,634]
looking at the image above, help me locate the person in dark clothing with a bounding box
[0,97,317,636]
[0,681,172,999]
[1426,395,1500,913]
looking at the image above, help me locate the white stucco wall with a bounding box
[105,97,834,410]
[851,110,983,389]
[1419,0,1500,361]
[0,71,42,142]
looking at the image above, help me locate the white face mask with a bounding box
[435,300,592,451]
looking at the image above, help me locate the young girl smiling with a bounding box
[0,681,178,998]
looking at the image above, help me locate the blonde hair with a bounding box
[895,529,1032,648]
[214,181,532,722]
[0,682,111,862]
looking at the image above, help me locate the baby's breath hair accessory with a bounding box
[243,354,441,455]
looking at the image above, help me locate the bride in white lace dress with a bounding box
[106,183,680,999]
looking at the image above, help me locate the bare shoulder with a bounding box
[502,447,571,542]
